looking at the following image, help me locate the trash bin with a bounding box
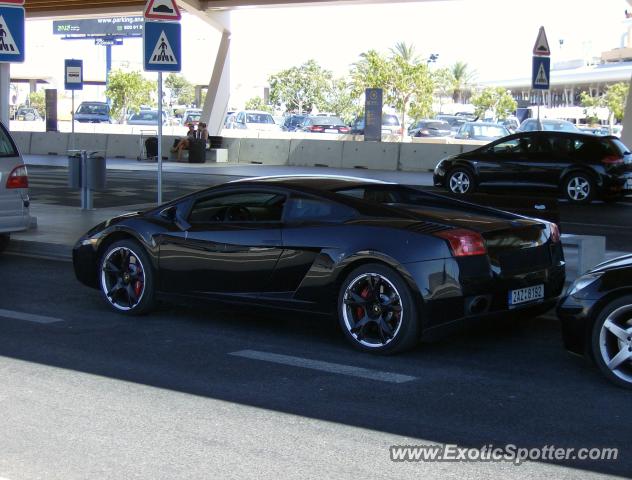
[86,151,107,190]
[68,150,82,189]
[188,139,206,163]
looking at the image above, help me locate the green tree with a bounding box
[28,91,45,114]
[105,70,155,122]
[244,96,272,113]
[323,78,361,124]
[603,82,629,123]
[432,67,455,107]
[471,87,517,120]
[579,91,601,124]
[451,61,476,103]
[389,41,419,64]
[269,59,332,114]
[351,45,434,136]
[165,73,195,105]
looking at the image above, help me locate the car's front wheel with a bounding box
[591,295,632,389]
[338,263,419,354]
[563,173,594,204]
[447,168,476,195]
[0,234,9,253]
[99,240,155,314]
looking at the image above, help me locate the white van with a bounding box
[0,122,30,252]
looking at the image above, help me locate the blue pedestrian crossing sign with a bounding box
[143,20,181,72]
[532,56,550,90]
[0,6,24,63]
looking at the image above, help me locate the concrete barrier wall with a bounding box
[289,139,344,168]
[342,141,399,170]
[238,139,290,165]
[11,131,31,155]
[23,131,492,171]
[30,132,69,155]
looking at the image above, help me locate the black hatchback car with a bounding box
[558,254,632,389]
[434,131,632,203]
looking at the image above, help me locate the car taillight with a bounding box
[436,229,487,257]
[602,155,624,166]
[548,222,561,243]
[6,164,28,189]
[339,126,350,133]
[310,126,324,132]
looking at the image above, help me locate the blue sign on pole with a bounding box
[0,6,25,63]
[532,56,550,90]
[65,59,83,90]
[143,21,181,72]
[364,88,383,142]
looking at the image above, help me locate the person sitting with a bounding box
[197,122,209,144]
[171,123,196,162]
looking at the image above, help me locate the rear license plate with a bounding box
[508,284,544,307]
[625,178,632,190]
[325,129,338,133]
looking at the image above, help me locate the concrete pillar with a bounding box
[621,75,632,147]
[0,64,10,126]
[200,11,231,136]
[29,79,37,94]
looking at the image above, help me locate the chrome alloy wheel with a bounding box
[342,273,404,348]
[449,171,471,194]
[567,176,591,202]
[599,304,632,385]
[100,246,147,311]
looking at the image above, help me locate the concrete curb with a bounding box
[6,240,72,263]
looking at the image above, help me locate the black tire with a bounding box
[447,168,476,195]
[99,240,155,315]
[338,263,419,354]
[563,173,594,204]
[0,234,9,253]
[591,295,632,389]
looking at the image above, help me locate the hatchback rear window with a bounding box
[310,116,344,126]
[0,124,18,157]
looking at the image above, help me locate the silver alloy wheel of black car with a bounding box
[448,170,473,195]
[595,302,632,388]
[565,174,593,203]
[100,241,153,314]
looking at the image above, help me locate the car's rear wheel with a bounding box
[99,240,155,314]
[591,295,632,389]
[447,168,476,195]
[563,173,594,204]
[0,234,9,253]
[338,263,419,354]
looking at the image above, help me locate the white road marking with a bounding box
[230,349,417,384]
[0,309,63,324]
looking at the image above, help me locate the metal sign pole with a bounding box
[157,71,163,205]
[71,90,75,150]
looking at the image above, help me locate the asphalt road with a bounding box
[27,165,632,251]
[0,255,630,479]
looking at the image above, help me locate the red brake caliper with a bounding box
[134,265,143,297]
[356,286,371,319]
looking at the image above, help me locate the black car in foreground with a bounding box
[74,176,565,353]
[558,254,632,389]
[434,131,632,203]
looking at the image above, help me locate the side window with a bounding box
[188,191,286,223]
[0,125,17,157]
[489,138,522,154]
[285,195,356,223]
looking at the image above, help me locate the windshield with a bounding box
[246,113,274,124]
[420,121,450,130]
[129,111,157,121]
[471,125,508,137]
[77,104,109,115]
[383,115,399,126]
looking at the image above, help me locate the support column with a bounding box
[621,75,632,147]
[0,64,10,126]
[29,79,37,94]
[201,11,231,136]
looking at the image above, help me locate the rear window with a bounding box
[421,121,450,130]
[310,116,344,126]
[471,125,508,137]
[129,111,157,121]
[0,124,18,157]
[77,104,109,115]
[382,115,400,126]
[246,113,274,124]
[543,121,579,132]
[606,138,630,156]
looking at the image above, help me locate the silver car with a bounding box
[0,123,30,252]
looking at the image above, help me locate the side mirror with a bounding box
[160,205,191,231]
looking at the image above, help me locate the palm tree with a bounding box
[451,61,476,103]
[390,41,419,64]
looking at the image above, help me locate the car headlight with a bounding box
[567,272,603,297]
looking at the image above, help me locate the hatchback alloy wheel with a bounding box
[448,170,473,195]
[596,303,632,388]
[565,175,593,203]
